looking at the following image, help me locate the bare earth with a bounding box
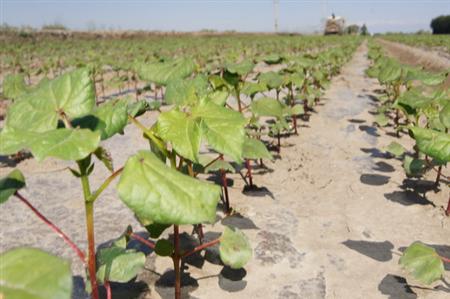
[377,39,450,72]
[1,43,449,299]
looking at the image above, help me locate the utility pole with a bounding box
[273,0,279,33]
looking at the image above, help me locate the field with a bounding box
[0,31,449,299]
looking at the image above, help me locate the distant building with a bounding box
[324,14,345,35]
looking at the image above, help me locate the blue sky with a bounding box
[1,0,449,33]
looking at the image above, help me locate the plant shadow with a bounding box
[342,240,394,262]
[360,173,390,186]
[378,274,417,299]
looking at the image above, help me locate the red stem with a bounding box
[15,192,86,263]
[441,256,450,263]
[105,280,112,299]
[129,233,156,249]
[182,239,220,258]
[245,159,254,187]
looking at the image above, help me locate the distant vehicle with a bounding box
[325,13,345,35]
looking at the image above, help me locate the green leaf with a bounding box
[285,104,304,116]
[440,102,450,129]
[225,60,254,76]
[378,60,402,84]
[165,78,199,106]
[219,227,252,269]
[30,129,100,161]
[242,138,272,160]
[138,58,195,86]
[4,68,95,133]
[399,242,444,285]
[154,239,174,257]
[198,155,235,173]
[157,110,202,162]
[251,97,285,119]
[145,223,171,239]
[94,147,114,172]
[0,169,25,204]
[96,247,145,283]
[403,156,425,177]
[385,141,406,157]
[241,82,267,98]
[374,113,389,127]
[192,101,246,163]
[0,247,72,299]
[2,74,28,100]
[258,72,284,90]
[0,128,100,161]
[206,90,229,106]
[127,100,149,117]
[93,99,128,140]
[409,127,450,163]
[117,151,221,225]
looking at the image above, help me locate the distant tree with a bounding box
[345,24,360,35]
[430,15,450,34]
[360,24,369,36]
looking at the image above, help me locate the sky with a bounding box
[1,0,449,34]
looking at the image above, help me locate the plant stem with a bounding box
[173,225,181,299]
[245,159,253,187]
[219,156,231,214]
[15,192,86,263]
[435,165,442,187]
[441,255,450,263]
[85,200,99,299]
[79,165,99,299]
[104,280,112,299]
[235,87,242,113]
[129,233,156,249]
[181,239,220,258]
[128,115,169,158]
[87,167,124,203]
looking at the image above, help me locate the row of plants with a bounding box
[381,34,450,52]
[366,41,450,287]
[0,34,357,102]
[0,36,360,298]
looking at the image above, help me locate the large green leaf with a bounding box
[409,127,450,162]
[258,71,284,89]
[440,102,450,129]
[0,247,72,299]
[192,101,246,163]
[117,151,221,225]
[225,60,254,76]
[157,110,202,162]
[206,90,229,106]
[4,68,95,133]
[403,156,425,177]
[93,99,128,140]
[241,82,267,98]
[399,242,444,285]
[165,78,198,106]
[378,61,402,84]
[2,74,28,100]
[0,169,25,204]
[96,246,145,283]
[251,97,285,119]
[396,89,432,114]
[242,137,272,160]
[138,58,195,86]
[219,227,252,269]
